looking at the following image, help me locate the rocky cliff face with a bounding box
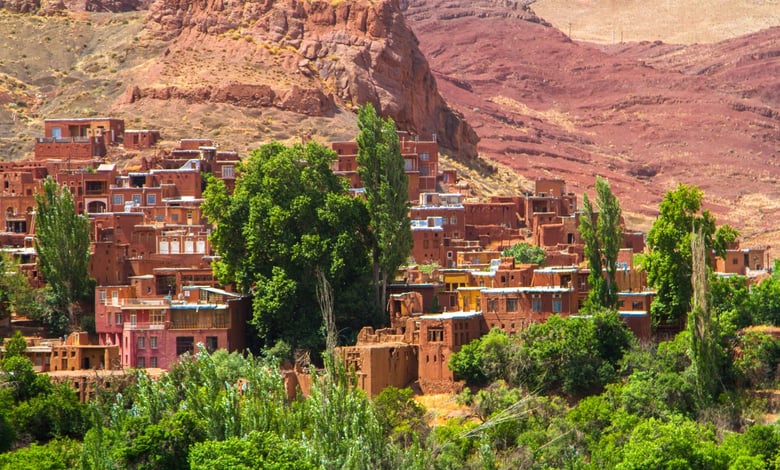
[139,0,477,157]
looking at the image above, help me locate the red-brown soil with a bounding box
[402,0,780,245]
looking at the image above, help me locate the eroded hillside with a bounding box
[402,0,780,245]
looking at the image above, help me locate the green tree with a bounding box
[203,142,375,350]
[516,311,632,396]
[501,242,545,265]
[356,103,413,320]
[34,177,91,334]
[3,330,27,359]
[449,328,517,386]
[689,227,722,403]
[0,438,81,470]
[0,253,45,321]
[645,184,738,325]
[373,386,428,447]
[579,176,622,310]
[749,261,780,326]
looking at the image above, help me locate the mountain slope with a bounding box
[402,0,780,244]
[0,0,477,160]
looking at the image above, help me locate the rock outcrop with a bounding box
[141,0,478,157]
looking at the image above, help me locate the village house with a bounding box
[332,132,439,201]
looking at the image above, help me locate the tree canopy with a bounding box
[645,184,738,325]
[203,141,377,351]
[356,103,413,319]
[501,243,545,266]
[34,177,91,335]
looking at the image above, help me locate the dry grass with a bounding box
[415,393,475,426]
[533,0,780,44]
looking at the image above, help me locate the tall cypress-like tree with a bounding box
[690,226,720,403]
[579,177,622,311]
[34,177,91,333]
[356,103,413,319]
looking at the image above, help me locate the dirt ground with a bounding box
[533,0,780,44]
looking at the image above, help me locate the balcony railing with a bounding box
[104,298,170,307]
[124,322,166,331]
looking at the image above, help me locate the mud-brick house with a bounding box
[617,291,654,341]
[35,118,125,160]
[714,245,770,275]
[480,286,576,335]
[415,311,483,393]
[338,327,418,397]
[124,130,161,150]
[50,332,120,372]
[95,285,249,370]
[332,132,439,202]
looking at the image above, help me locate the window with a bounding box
[132,194,141,204]
[222,165,235,179]
[176,336,195,356]
[450,217,457,225]
[138,336,145,349]
[506,298,518,312]
[404,159,413,171]
[420,166,430,176]
[487,298,499,313]
[419,152,430,161]
[632,301,644,310]
[427,328,444,342]
[150,357,158,368]
[137,357,146,368]
[206,336,218,353]
[99,290,106,304]
[146,194,157,205]
[115,312,123,325]
[531,295,542,313]
[112,194,123,205]
[732,258,738,265]
[552,298,562,313]
[150,336,158,349]
[151,312,164,325]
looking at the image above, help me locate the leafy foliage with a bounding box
[34,177,91,334]
[517,311,634,396]
[3,330,27,358]
[645,184,738,325]
[203,142,376,350]
[501,243,545,266]
[449,328,518,386]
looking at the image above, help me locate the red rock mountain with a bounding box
[134,0,477,157]
[0,0,477,159]
[402,0,780,244]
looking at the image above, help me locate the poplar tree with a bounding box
[579,177,622,311]
[356,103,413,319]
[34,177,91,334]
